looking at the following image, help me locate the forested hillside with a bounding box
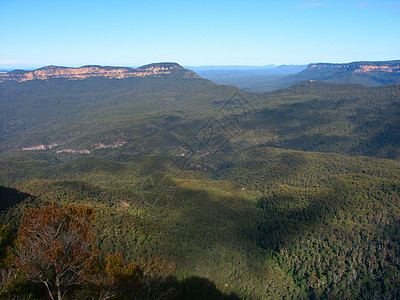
[206,60,400,92]
[1,68,400,298]
[284,60,400,87]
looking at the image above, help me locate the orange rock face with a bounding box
[0,63,199,82]
[354,65,400,73]
[308,63,400,73]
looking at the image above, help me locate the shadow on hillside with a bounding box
[355,118,400,159]
[0,186,34,212]
[253,102,355,154]
[175,276,240,300]
[253,177,400,297]
[257,100,337,133]
[256,180,349,251]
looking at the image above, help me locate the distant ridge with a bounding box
[0,62,199,82]
[308,60,400,70]
[189,60,400,92]
[281,60,400,87]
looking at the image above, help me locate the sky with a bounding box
[0,0,399,69]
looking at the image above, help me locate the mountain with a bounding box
[2,63,400,298]
[0,62,199,82]
[278,60,400,87]
[198,60,400,92]
[1,68,400,164]
[0,66,238,155]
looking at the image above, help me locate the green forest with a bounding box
[1,74,400,299]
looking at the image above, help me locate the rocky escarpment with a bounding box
[278,60,400,87]
[0,62,199,82]
[307,60,400,73]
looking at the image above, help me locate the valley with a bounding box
[1,61,400,299]
[200,60,400,92]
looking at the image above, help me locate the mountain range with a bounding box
[0,62,198,82]
[1,60,400,298]
[195,60,400,91]
[2,60,399,90]
[283,60,400,86]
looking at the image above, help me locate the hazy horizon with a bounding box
[2,59,400,72]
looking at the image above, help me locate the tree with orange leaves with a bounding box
[15,203,97,300]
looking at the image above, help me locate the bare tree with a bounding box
[0,267,18,296]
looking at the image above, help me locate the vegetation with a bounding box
[1,72,400,298]
[282,60,400,87]
[15,204,97,300]
[1,203,237,299]
[195,61,400,92]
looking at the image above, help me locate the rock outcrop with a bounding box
[0,62,199,82]
[307,61,400,73]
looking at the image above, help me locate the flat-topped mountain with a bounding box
[0,62,199,82]
[181,60,400,92]
[307,60,400,73]
[280,60,400,87]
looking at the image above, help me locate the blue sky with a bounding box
[0,0,399,68]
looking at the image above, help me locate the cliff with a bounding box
[279,60,400,87]
[307,61,400,73]
[0,62,199,82]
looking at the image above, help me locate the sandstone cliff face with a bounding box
[307,62,400,73]
[354,65,400,73]
[0,63,199,82]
